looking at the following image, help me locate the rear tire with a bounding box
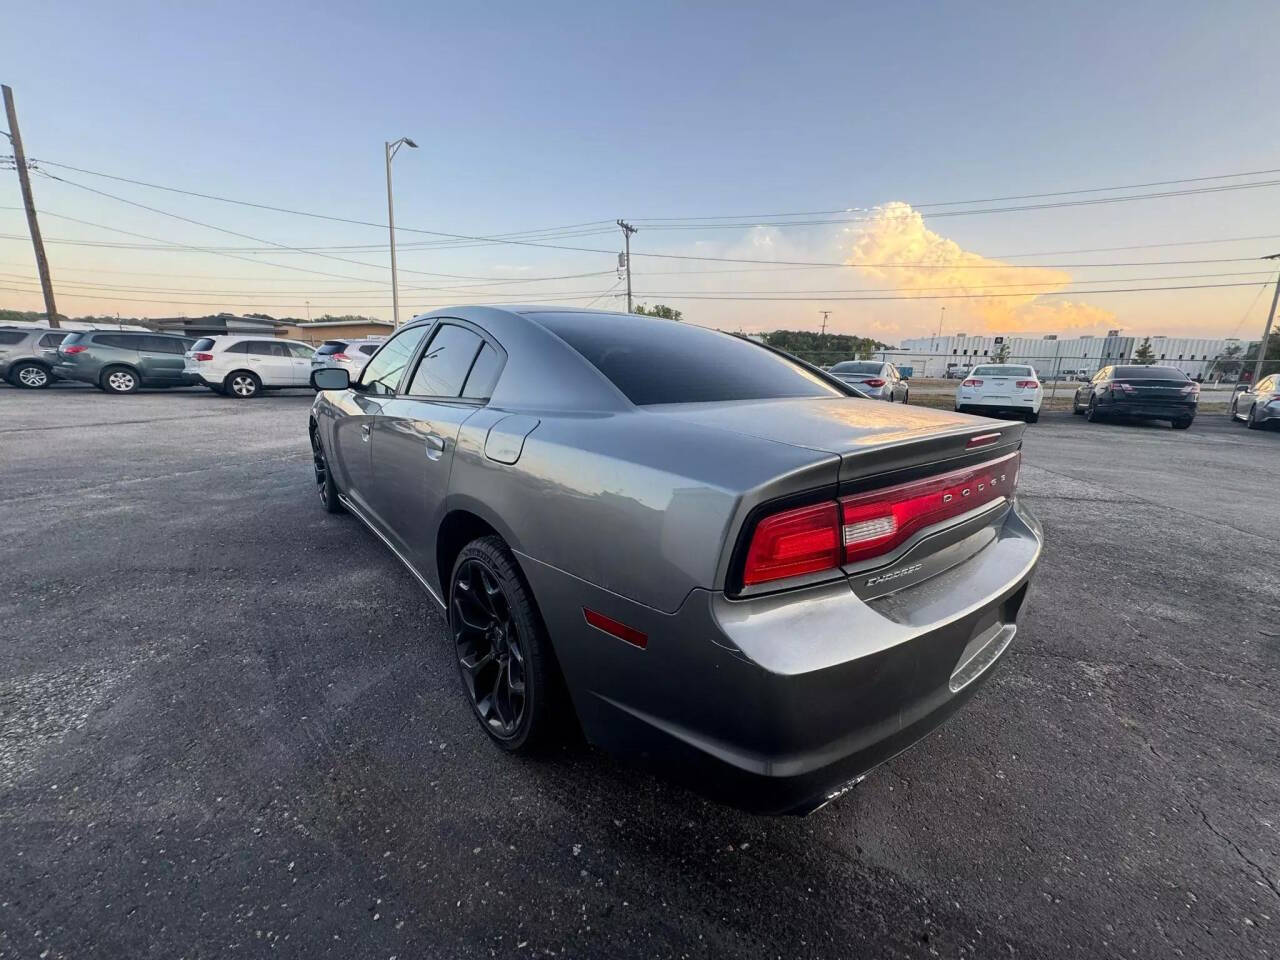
[1247,404,1261,430]
[1172,418,1193,430]
[955,404,966,414]
[449,536,563,753]
[1072,396,1084,415]
[225,370,261,399]
[1086,396,1102,422]
[101,366,140,394]
[9,361,51,389]
[1025,410,1040,423]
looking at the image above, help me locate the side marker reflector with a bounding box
[584,608,648,649]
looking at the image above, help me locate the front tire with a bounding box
[1247,404,1261,430]
[310,428,344,514]
[9,362,51,389]
[225,370,261,399]
[101,366,140,394]
[1229,399,1239,421]
[1172,418,1193,430]
[450,536,561,753]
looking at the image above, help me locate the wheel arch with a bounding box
[435,501,531,602]
[99,362,142,388]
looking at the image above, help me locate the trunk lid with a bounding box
[1112,374,1192,401]
[652,396,1023,485]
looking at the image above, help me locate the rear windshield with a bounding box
[535,313,842,405]
[972,365,1034,377]
[61,332,85,346]
[316,342,348,355]
[1114,366,1188,379]
[190,338,215,352]
[829,361,882,375]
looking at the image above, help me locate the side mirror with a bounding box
[313,367,351,391]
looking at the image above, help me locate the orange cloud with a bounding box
[845,202,1115,334]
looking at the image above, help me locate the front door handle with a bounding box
[360,423,372,442]
[425,433,446,461]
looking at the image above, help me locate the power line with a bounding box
[631,280,1269,301]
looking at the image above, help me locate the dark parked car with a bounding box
[1230,373,1280,429]
[0,327,69,389]
[54,331,196,394]
[827,360,909,402]
[308,306,1043,814]
[1072,364,1199,429]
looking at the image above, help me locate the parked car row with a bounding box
[1228,374,1280,429]
[0,327,381,397]
[955,364,1043,422]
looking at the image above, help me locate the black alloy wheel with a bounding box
[310,428,344,513]
[1086,396,1102,422]
[449,536,560,751]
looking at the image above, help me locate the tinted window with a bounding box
[140,335,185,354]
[190,338,216,352]
[358,344,380,355]
[972,365,1034,377]
[536,313,841,405]
[95,334,141,349]
[245,340,288,357]
[829,361,882,375]
[461,342,504,399]
[283,342,314,358]
[1114,366,1188,379]
[316,341,348,355]
[359,324,429,396]
[225,340,250,353]
[408,324,483,398]
[0,331,26,345]
[38,332,67,347]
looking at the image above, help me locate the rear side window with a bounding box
[283,342,314,358]
[358,344,380,356]
[315,342,348,355]
[38,332,67,347]
[408,324,483,398]
[462,343,504,399]
[535,313,842,405]
[95,334,140,349]
[1114,366,1187,379]
[245,341,287,357]
[0,331,26,345]
[190,338,216,352]
[139,335,185,354]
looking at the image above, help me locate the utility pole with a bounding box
[819,310,830,337]
[617,220,637,312]
[3,85,59,328]
[936,305,945,338]
[384,136,418,327]
[1251,253,1280,386]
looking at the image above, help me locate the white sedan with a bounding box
[955,364,1044,422]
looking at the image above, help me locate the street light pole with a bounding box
[385,137,418,327]
[1250,253,1280,386]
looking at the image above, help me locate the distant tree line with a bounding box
[758,330,890,365]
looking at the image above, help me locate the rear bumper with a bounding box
[1100,397,1196,420]
[519,498,1042,814]
[957,393,1041,414]
[52,361,97,384]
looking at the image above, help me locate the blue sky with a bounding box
[3,0,1279,338]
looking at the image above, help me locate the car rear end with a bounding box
[311,340,375,381]
[1099,366,1199,425]
[956,365,1043,420]
[538,400,1042,815]
[830,362,891,400]
[183,337,224,388]
[53,332,104,385]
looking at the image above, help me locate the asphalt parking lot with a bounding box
[2,385,1278,959]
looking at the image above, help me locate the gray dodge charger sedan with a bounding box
[309,306,1043,814]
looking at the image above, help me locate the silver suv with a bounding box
[0,326,70,389]
[309,338,385,383]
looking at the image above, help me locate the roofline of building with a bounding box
[287,319,395,329]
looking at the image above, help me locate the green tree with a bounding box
[1208,342,1243,379]
[1242,331,1280,379]
[993,341,1011,363]
[632,303,683,322]
[760,329,890,366]
[1133,337,1156,364]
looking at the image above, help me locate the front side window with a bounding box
[359,324,430,396]
[283,342,314,359]
[408,324,484,398]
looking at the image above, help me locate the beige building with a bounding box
[280,318,395,344]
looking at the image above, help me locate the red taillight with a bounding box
[1180,383,1200,395]
[839,451,1021,565]
[332,353,352,361]
[192,352,213,361]
[1015,380,1038,389]
[63,345,87,354]
[1112,381,1135,393]
[962,378,983,387]
[739,451,1022,587]
[741,501,841,586]
[863,378,886,387]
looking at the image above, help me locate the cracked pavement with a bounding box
[1,385,1277,958]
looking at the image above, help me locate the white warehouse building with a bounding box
[890,333,1243,380]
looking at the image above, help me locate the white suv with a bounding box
[309,338,385,382]
[185,336,316,398]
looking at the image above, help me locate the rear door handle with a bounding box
[425,433,446,461]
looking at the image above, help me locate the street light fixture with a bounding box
[385,136,418,327]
